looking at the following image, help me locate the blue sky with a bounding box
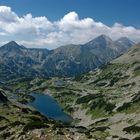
[0,0,139,27]
[0,0,140,48]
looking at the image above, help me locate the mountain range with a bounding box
[0,35,134,81]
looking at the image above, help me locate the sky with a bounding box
[0,0,140,49]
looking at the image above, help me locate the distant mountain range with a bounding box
[0,35,135,81]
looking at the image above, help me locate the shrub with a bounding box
[23,121,49,131]
[123,125,140,134]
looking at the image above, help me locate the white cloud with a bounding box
[0,6,18,23]
[0,6,140,49]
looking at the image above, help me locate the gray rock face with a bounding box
[0,35,135,80]
[0,90,8,103]
[114,37,135,53]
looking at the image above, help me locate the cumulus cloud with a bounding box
[0,6,140,49]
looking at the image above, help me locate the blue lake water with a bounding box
[28,93,73,123]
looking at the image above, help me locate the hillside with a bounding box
[0,89,89,140]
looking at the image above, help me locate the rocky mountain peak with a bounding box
[85,34,113,48]
[115,37,135,47]
[0,41,26,51]
[94,34,112,42]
